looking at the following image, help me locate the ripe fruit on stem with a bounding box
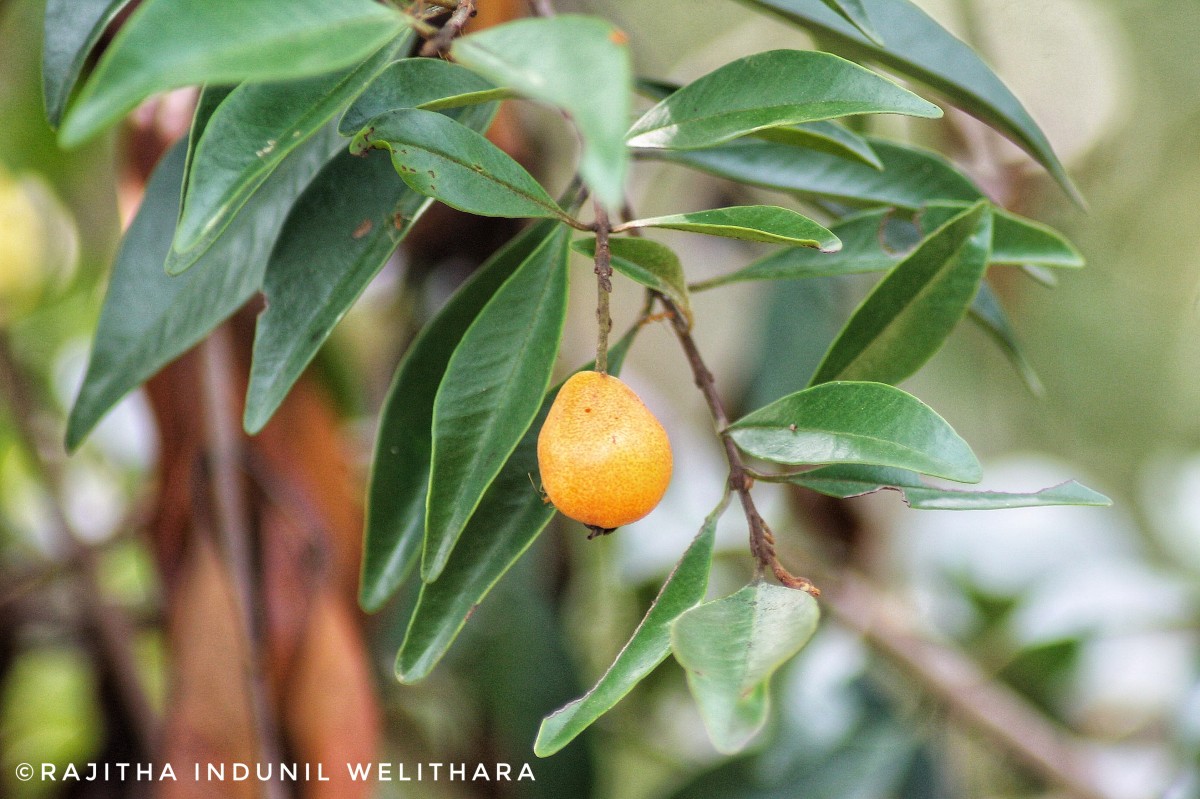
[537,371,672,535]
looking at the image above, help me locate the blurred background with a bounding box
[1,0,1197,798]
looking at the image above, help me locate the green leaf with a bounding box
[66,121,337,450]
[740,0,1080,204]
[755,120,882,168]
[339,57,503,136]
[969,282,1044,396]
[620,206,840,251]
[245,95,501,438]
[629,50,938,150]
[692,208,898,290]
[360,221,560,612]
[42,0,132,128]
[166,34,409,270]
[810,201,992,386]
[395,327,639,680]
[921,202,1084,268]
[423,226,571,582]
[671,582,820,754]
[351,108,567,221]
[451,14,632,209]
[572,237,692,325]
[727,381,982,482]
[782,463,1111,509]
[655,137,981,210]
[58,0,408,147]
[244,153,428,435]
[534,495,728,757]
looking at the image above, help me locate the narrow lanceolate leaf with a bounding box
[671,582,820,754]
[42,0,132,127]
[727,381,982,482]
[621,206,840,251]
[692,209,898,290]
[352,108,566,221]
[59,0,408,147]
[627,50,939,150]
[452,15,632,209]
[739,0,1081,204]
[656,137,981,210]
[921,202,1084,268]
[755,120,881,168]
[810,201,992,386]
[395,329,639,680]
[424,227,571,582]
[535,496,728,756]
[67,122,335,450]
[360,222,559,613]
[244,152,431,435]
[969,282,1044,396]
[167,34,409,270]
[572,237,692,325]
[782,464,1111,509]
[339,58,502,136]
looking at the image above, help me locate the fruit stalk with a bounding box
[592,202,614,374]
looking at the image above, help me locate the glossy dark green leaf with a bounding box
[351,108,567,221]
[66,121,336,450]
[969,282,1044,396]
[671,582,820,753]
[167,34,409,270]
[810,201,992,385]
[452,14,631,209]
[782,463,1111,509]
[535,495,727,756]
[59,0,408,147]
[572,236,691,323]
[727,381,982,482]
[740,0,1081,203]
[42,0,132,127]
[339,57,501,136]
[755,120,882,168]
[691,208,897,290]
[395,328,639,679]
[655,137,981,210]
[423,226,571,582]
[621,206,840,250]
[359,221,559,612]
[921,201,1084,268]
[244,154,427,434]
[628,50,938,150]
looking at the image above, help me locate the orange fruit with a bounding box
[537,370,672,532]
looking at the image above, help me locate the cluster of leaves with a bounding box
[46,0,1108,755]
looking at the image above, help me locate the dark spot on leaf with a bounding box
[393,213,406,229]
[352,219,373,239]
[609,28,629,45]
[427,170,436,177]
[584,408,591,413]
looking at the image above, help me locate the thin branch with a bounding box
[659,298,818,595]
[197,328,286,799]
[825,572,1129,799]
[419,0,477,57]
[0,330,160,752]
[527,0,555,17]
[593,202,614,374]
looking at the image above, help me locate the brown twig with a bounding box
[592,202,614,374]
[660,298,818,595]
[197,328,286,799]
[825,572,1130,799]
[0,330,160,752]
[419,0,477,57]
[528,0,555,16]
